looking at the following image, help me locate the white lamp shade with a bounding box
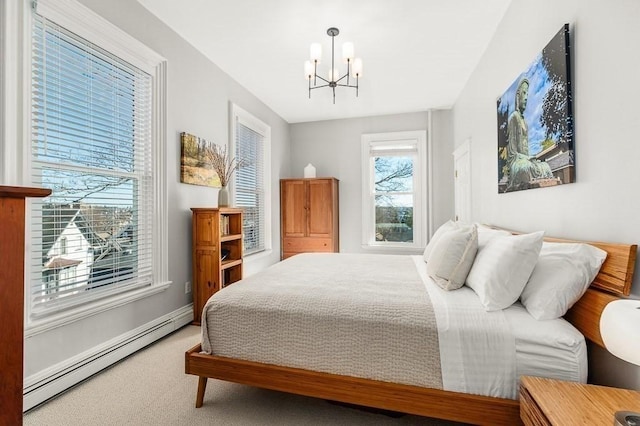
[304,61,314,79]
[352,58,363,78]
[600,299,640,366]
[310,43,322,62]
[342,42,354,62]
[328,68,339,82]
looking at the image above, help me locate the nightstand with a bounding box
[520,376,640,425]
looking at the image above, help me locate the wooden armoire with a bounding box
[280,178,339,259]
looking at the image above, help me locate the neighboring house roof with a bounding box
[44,257,82,270]
[42,204,135,273]
[42,205,105,257]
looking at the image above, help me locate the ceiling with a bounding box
[137,0,512,124]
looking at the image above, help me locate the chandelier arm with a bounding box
[346,59,350,86]
[336,83,358,88]
[335,73,349,84]
[310,84,331,90]
[314,75,330,84]
[314,60,317,86]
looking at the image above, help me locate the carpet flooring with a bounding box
[24,325,466,425]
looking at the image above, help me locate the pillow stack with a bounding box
[423,221,607,320]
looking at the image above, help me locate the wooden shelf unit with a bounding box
[191,207,243,325]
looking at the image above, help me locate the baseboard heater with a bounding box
[23,305,193,411]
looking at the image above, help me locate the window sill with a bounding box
[25,281,172,337]
[361,244,424,255]
[244,249,274,263]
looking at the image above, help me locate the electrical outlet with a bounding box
[184,281,191,294]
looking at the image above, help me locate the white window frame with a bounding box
[361,130,428,251]
[1,0,23,185]
[22,0,170,335]
[229,103,272,258]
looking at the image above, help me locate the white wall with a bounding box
[452,0,640,388]
[22,0,290,377]
[290,110,454,254]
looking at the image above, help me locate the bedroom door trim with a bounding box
[453,139,471,223]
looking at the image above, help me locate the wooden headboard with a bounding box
[545,237,637,296]
[546,237,636,348]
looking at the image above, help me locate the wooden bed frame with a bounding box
[185,236,637,425]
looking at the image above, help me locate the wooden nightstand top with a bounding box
[520,376,640,425]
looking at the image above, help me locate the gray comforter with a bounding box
[201,252,443,389]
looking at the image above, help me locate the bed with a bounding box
[185,233,636,425]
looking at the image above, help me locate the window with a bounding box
[361,131,428,250]
[230,104,271,256]
[27,0,168,322]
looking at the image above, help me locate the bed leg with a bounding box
[196,376,208,408]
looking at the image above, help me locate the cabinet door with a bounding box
[194,213,217,246]
[194,249,219,323]
[281,180,307,237]
[308,179,334,237]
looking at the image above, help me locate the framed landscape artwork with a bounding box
[180,132,222,187]
[496,24,574,193]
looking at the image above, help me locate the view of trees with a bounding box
[540,25,573,151]
[373,156,414,242]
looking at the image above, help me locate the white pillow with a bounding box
[476,224,512,250]
[520,242,607,320]
[427,224,478,291]
[466,231,544,311]
[423,220,458,262]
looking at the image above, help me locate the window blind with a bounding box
[29,13,153,315]
[235,121,265,255]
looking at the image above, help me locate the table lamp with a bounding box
[600,299,640,426]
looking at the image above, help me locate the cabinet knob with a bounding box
[207,281,211,288]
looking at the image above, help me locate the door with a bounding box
[307,179,333,238]
[194,249,218,323]
[281,180,307,237]
[194,213,216,246]
[453,140,471,223]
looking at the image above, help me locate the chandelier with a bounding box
[304,27,363,104]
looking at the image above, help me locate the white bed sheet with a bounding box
[413,256,518,398]
[412,255,587,399]
[505,302,587,384]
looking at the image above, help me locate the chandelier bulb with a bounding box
[352,58,363,78]
[310,43,322,62]
[342,42,354,63]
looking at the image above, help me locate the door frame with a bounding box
[452,139,471,223]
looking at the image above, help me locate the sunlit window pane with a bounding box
[375,194,414,242]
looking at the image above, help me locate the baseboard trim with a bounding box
[23,304,194,411]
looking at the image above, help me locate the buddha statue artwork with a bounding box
[496,24,575,193]
[505,78,555,191]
